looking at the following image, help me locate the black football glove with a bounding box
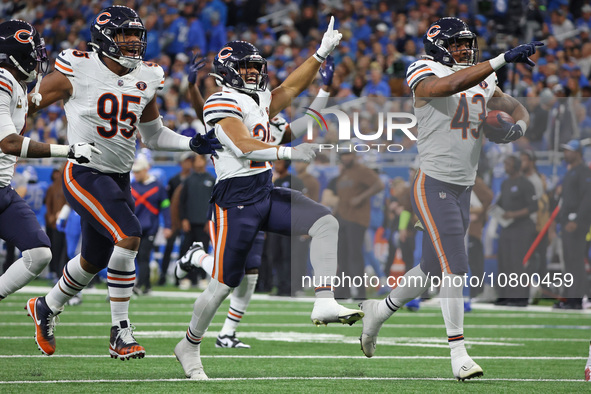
[189,129,222,158]
[486,114,525,144]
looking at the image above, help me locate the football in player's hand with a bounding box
[482,110,514,136]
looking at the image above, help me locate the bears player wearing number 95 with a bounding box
[24,6,220,360]
[359,17,543,380]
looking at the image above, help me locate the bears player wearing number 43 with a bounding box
[359,17,542,381]
[24,6,220,361]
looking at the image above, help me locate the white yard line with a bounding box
[0,376,586,384]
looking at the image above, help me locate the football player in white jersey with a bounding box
[24,6,220,360]
[0,20,98,301]
[173,18,364,380]
[359,17,542,381]
[174,56,336,350]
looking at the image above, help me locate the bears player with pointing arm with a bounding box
[173,17,364,380]
[359,17,542,381]
[24,6,220,360]
[0,20,98,302]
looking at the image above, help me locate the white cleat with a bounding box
[452,355,484,381]
[359,299,386,358]
[310,298,364,326]
[174,337,208,380]
[175,242,206,280]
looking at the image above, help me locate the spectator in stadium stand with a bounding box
[495,155,538,307]
[553,140,591,310]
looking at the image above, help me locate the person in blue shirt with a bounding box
[131,156,172,295]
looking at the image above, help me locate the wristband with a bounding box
[516,120,527,134]
[399,210,411,230]
[313,52,326,63]
[277,146,292,160]
[50,144,69,158]
[20,137,30,158]
[489,54,507,71]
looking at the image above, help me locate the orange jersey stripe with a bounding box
[203,103,243,112]
[0,81,12,93]
[55,61,73,73]
[408,67,433,84]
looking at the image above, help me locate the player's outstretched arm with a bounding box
[415,41,543,99]
[27,70,72,114]
[217,117,317,162]
[0,133,100,163]
[270,16,341,117]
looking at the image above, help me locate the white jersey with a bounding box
[407,59,497,186]
[203,86,272,182]
[0,68,27,187]
[55,49,164,173]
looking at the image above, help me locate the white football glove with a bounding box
[316,16,342,60]
[290,143,319,163]
[269,116,289,145]
[68,143,102,164]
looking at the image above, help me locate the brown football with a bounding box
[482,110,514,136]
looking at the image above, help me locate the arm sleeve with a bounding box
[288,89,330,139]
[138,117,191,151]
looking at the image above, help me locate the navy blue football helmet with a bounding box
[0,20,47,82]
[423,17,478,67]
[90,5,147,69]
[212,41,268,93]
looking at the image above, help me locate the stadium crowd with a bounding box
[1,0,591,308]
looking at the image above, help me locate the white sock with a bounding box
[587,341,591,368]
[107,246,137,325]
[308,215,339,299]
[440,273,467,358]
[0,248,51,299]
[46,255,94,312]
[220,274,258,336]
[188,278,232,342]
[379,265,429,318]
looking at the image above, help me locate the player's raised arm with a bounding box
[187,54,207,122]
[269,16,342,117]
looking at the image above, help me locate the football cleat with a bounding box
[109,320,145,360]
[359,299,386,357]
[174,337,208,380]
[452,355,484,381]
[310,298,364,326]
[175,242,205,280]
[216,333,251,349]
[26,297,61,356]
[586,366,591,381]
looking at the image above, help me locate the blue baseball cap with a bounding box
[561,139,582,152]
